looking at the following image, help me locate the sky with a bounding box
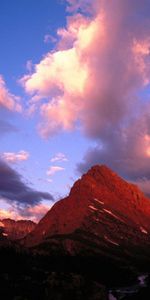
[0,0,150,222]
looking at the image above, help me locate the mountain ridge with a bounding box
[0,218,36,240]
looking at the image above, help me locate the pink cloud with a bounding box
[21,0,150,186]
[20,204,51,222]
[0,75,22,112]
[47,166,65,176]
[21,1,150,136]
[1,150,29,164]
[20,11,101,136]
[0,208,20,220]
[0,203,51,223]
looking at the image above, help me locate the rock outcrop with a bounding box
[0,218,36,240]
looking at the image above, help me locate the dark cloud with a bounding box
[78,110,150,180]
[0,159,53,207]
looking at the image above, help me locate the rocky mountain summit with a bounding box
[23,165,150,268]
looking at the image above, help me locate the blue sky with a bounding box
[0,0,95,220]
[0,0,66,79]
[0,0,150,221]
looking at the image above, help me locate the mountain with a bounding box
[23,165,150,267]
[1,165,150,299]
[0,218,36,240]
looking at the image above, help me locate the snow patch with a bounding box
[103,209,125,223]
[93,198,104,205]
[104,235,119,246]
[140,227,148,234]
[138,274,148,287]
[108,291,117,300]
[89,205,98,211]
[94,218,100,222]
[2,233,8,237]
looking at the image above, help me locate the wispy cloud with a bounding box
[1,150,29,164]
[65,0,93,13]
[0,120,17,136]
[46,178,53,183]
[18,203,52,222]
[44,34,57,44]
[26,60,33,73]
[50,152,68,163]
[47,166,65,176]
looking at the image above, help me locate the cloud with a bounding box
[0,208,20,220]
[65,0,94,13]
[47,178,53,183]
[21,0,150,191]
[20,13,90,136]
[26,60,33,73]
[0,159,53,207]
[0,203,51,222]
[0,119,17,136]
[0,75,22,112]
[1,150,29,164]
[133,178,150,198]
[44,34,57,44]
[50,152,68,163]
[47,166,65,176]
[18,203,51,222]
[77,108,150,191]
[21,0,150,136]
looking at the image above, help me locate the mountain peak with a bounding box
[72,164,131,196]
[81,164,143,196]
[88,164,113,173]
[86,164,119,180]
[23,164,150,250]
[69,164,122,197]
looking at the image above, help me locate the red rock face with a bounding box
[24,165,150,258]
[0,218,36,240]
